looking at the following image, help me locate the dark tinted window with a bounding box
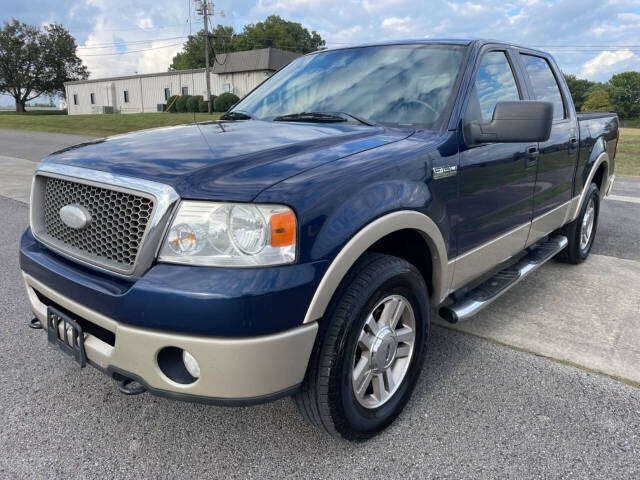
[521,54,565,120]
[90,93,95,104]
[73,94,78,105]
[468,51,520,123]
[233,45,466,128]
[164,88,170,101]
[123,90,129,103]
[182,86,188,96]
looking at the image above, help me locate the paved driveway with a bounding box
[0,129,96,162]
[1,130,639,478]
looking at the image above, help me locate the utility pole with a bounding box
[196,0,213,114]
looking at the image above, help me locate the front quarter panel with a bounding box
[256,131,460,318]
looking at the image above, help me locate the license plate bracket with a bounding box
[47,306,87,368]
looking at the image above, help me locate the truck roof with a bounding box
[316,39,550,57]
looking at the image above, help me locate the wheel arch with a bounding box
[302,211,451,324]
[568,150,609,223]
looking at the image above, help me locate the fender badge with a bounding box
[432,165,457,179]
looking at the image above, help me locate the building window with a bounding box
[90,93,95,104]
[123,90,129,103]
[164,88,171,101]
[73,94,78,105]
[181,86,188,96]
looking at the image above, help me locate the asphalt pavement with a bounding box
[0,129,96,162]
[1,131,639,478]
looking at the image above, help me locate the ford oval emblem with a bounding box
[59,204,92,229]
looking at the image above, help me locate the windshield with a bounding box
[231,44,466,129]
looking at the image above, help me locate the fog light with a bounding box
[182,350,200,378]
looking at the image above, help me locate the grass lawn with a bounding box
[616,128,640,178]
[0,111,222,137]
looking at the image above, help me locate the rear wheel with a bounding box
[556,183,600,264]
[295,253,429,440]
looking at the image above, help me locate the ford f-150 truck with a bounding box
[20,39,619,440]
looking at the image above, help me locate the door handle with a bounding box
[525,145,539,168]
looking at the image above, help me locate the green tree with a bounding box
[607,71,640,120]
[170,25,234,70]
[581,89,614,112]
[230,15,324,53]
[564,74,598,112]
[0,19,88,112]
[170,16,324,70]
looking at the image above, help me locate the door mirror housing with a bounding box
[464,101,553,146]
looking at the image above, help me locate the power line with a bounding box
[77,36,189,49]
[79,42,185,57]
[69,23,188,34]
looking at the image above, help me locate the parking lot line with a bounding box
[606,194,640,204]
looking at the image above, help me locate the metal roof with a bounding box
[65,47,301,86]
[212,47,301,74]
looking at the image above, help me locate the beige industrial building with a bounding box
[64,48,300,115]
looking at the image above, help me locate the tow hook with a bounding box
[28,317,43,329]
[118,378,147,396]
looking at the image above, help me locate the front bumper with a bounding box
[24,272,318,403]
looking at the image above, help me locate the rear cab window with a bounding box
[520,54,566,120]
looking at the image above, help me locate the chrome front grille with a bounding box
[30,165,179,277]
[42,177,154,268]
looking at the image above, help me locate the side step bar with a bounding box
[439,235,568,324]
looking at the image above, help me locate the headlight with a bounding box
[158,201,296,267]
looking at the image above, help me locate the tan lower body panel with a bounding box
[23,272,318,399]
[450,222,530,291]
[526,199,573,247]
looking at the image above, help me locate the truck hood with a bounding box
[42,120,412,201]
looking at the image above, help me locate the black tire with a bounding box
[556,182,600,264]
[295,253,429,440]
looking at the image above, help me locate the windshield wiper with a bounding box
[221,110,253,120]
[327,111,376,126]
[273,111,376,126]
[273,112,347,123]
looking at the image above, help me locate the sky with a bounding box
[2,0,640,106]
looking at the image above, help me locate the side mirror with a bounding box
[464,101,553,145]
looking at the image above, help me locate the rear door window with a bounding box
[520,54,565,120]
[467,51,520,123]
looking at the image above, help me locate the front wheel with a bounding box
[556,182,600,264]
[295,253,429,440]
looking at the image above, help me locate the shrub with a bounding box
[187,95,201,113]
[198,95,216,113]
[214,92,239,112]
[166,95,179,112]
[176,95,191,113]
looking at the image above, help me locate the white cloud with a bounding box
[381,16,413,33]
[447,2,487,15]
[136,18,154,29]
[136,41,184,73]
[580,50,640,80]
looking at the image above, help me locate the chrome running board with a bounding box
[439,235,568,323]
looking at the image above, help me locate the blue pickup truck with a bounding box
[21,39,618,440]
